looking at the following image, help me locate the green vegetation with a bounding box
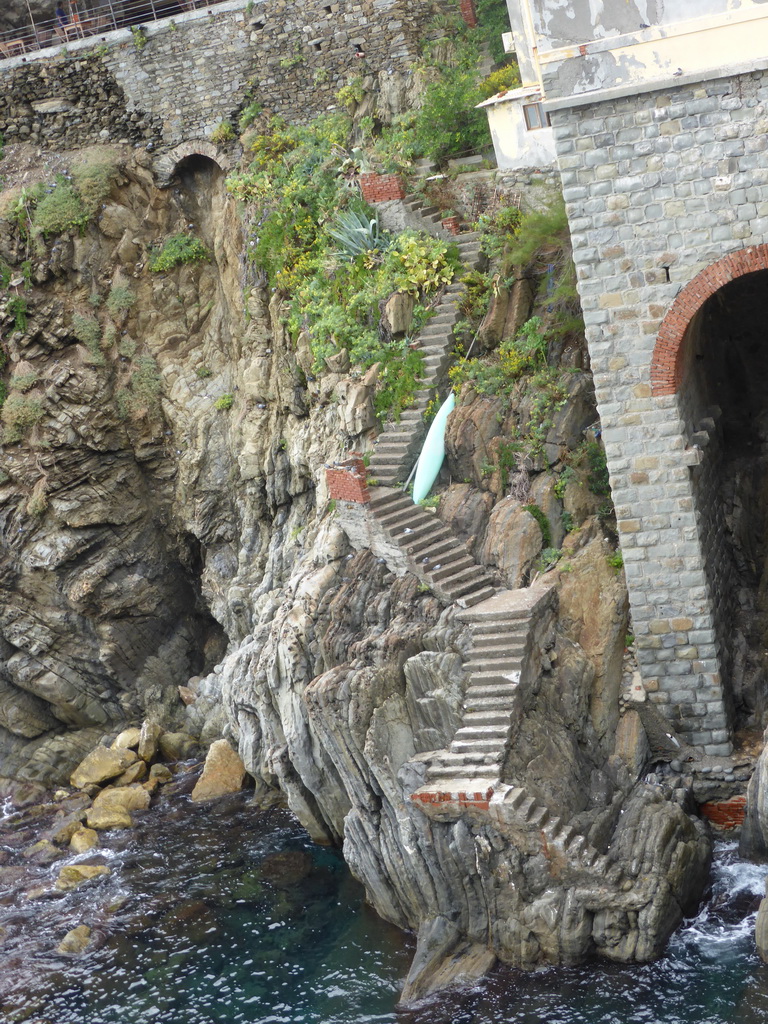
[2,393,44,443]
[535,547,562,574]
[10,372,39,393]
[210,121,236,144]
[71,312,104,365]
[148,234,210,272]
[106,285,136,317]
[374,339,425,423]
[583,439,611,497]
[478,64,521,99]
[607,551,624,573]
[130,25,147,49]
[214,393,234,410]
[7,296,28,333]
[117,356,162,419]
[523,502,551,548]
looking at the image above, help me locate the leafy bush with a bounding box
[412,68,489,164]
[214,393,234,410]
[148,234,210,272]
[118,356,162,419]
[238,101,263,133]
[478,64,521,99]
[71,154,118,216]
[106,285,136,316]
[7,296,28,332]
[32,176,87,237]
[2,392,43,443]
[210,121,235,144]
[583,439,611,497]
[10,372,39,393]
[71,312,103,364]
[373,339,425,423]
[523,502,551,548]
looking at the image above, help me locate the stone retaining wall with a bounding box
[0,0,440,150]
[551,70,768,754]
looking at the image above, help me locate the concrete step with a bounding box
[465,657,523,673]
[469,669,521,686]
[471,631,527,648]
[453,725,509,742]
[463,710,511,727]
[430,556,476,581]
[407,538,457,562]
[432,749,499,766]
[379,506,422,528]
[464,683,518,700]
[392,523,436,545]
[460,585,498,607]
[445,576,497,601]
[436,565,482,590]
[461,604,538,624]
[427,764,499,779]
[369,489,407,511]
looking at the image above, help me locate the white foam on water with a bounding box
[673,841,767,957]
[0,796,14,820]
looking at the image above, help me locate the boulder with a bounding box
[86,805,134,830]
[70,746,139,789]
[399,915,496,1005]
[111,727,141,751]
[149,763,173,783]
[114,760,148,786]
[159,732,199,762]
[22,840,63,866]
[58,924,92,954]
[382,291,414,336]
[480,500,542,587]
[55,864,110,890]
[191,739,246,802]
[138,720,163,762]
[92,783,151,814]
[70,827,99,854]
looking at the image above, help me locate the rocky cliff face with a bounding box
[0,142,714,994]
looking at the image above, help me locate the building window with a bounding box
[523,102,550,131]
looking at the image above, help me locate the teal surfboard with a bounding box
[412,392,455,504]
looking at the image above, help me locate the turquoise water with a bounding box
[1,795,766,1024]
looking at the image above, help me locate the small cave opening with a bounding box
[177,531,228,677]
[683,269,768,726]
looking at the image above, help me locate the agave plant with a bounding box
[327,208,390,262]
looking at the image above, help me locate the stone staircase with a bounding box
[367,228,484,488]
[368,486,496,607]
[416,586,555,789]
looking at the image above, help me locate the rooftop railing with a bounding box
[0,0,232,60]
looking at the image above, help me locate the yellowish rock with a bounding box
[191,739,246,802]
[86,805,133,830]
[57,924,92,954]
[93,783,151,814]
[69,827,99,854]
[138,720,163,762]
[149,763,173,783]
[111,727,142,751]
[114,760,148,786]
[55,864,110,891]
[70,746,138,789]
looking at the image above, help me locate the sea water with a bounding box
[2,797,766,1024]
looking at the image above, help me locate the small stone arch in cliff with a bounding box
[651,244,768,395]
[153,141,231,188]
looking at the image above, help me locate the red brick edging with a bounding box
[326,453,370,503]
[359,173,406,204]
[651,244,768,395]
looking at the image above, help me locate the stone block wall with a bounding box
[550,70,768,754]
[0,0,440,150]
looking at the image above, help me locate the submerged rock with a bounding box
[57,924,92,954]
[55,864,110,890]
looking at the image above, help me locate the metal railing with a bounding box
[0,0,232,60]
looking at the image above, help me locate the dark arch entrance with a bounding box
[672,267,768,727]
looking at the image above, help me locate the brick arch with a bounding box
[651,244,768,395]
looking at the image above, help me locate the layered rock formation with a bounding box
[0,141,716,996]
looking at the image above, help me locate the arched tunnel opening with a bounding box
[681,268,768,728]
